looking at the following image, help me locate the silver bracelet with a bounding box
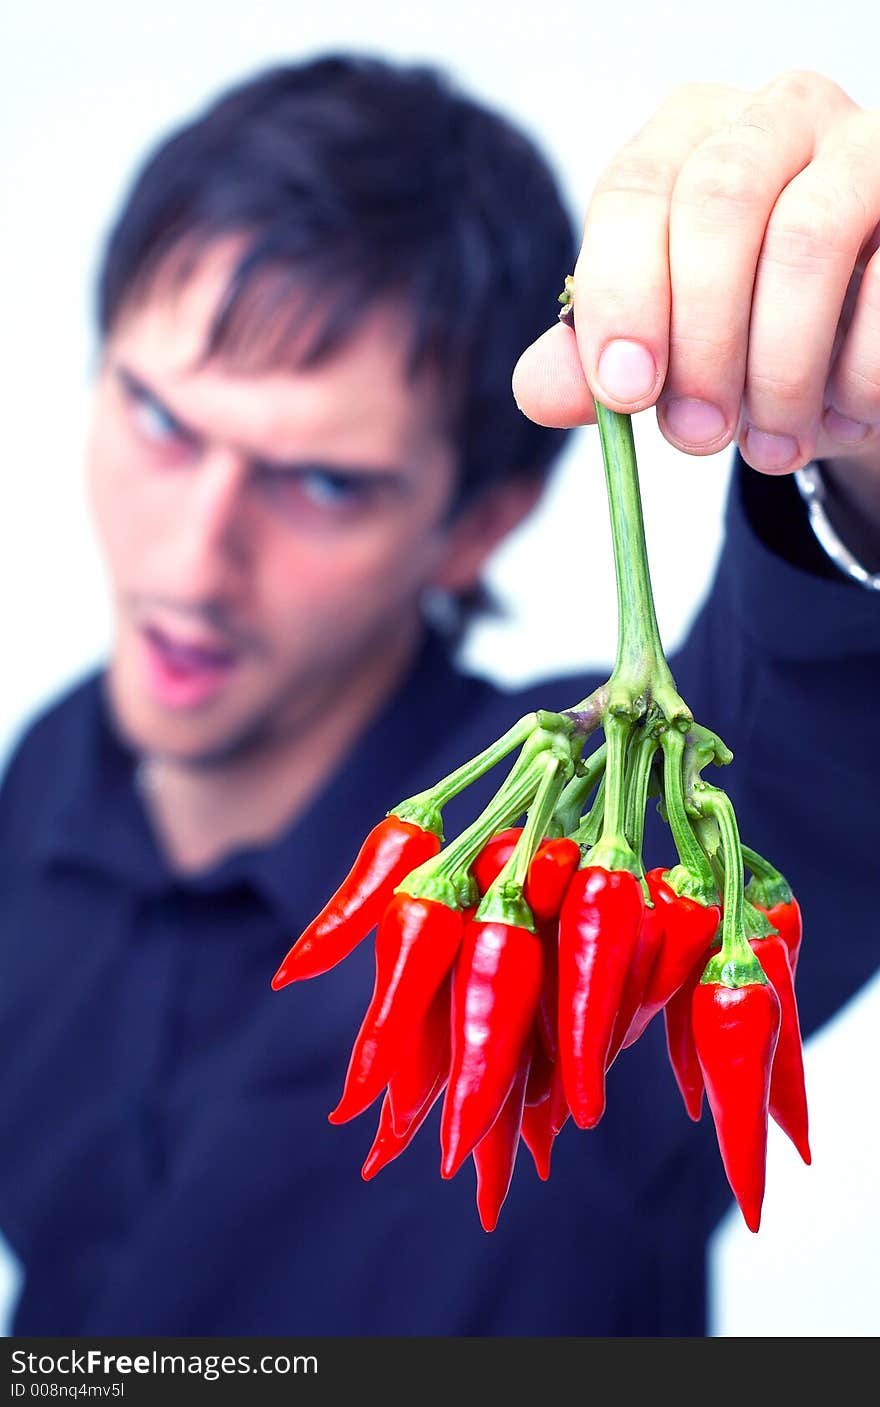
[793,462,880,592]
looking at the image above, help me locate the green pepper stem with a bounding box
[477,756,565,929]
[401,751,541,907]
[560,684,608,740]
[553,742,607,836]
[623,723,661,871]
[510,757,564,892]
[586,712,640,874]
[741,844,782,882]
[556,293,687,729]
[602,714,631,837]
[683,722,734,793]
[593,405,691,728]
[695,787,765,987]
[741,844,794,909]
[743,897,778,939]
[570,771,606,849]
[598,409,663,679]
[660,729,717,897]
[393,712,539,832]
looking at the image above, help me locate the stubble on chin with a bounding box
[102,648,284,773]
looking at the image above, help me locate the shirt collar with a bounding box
[32,627,486,928]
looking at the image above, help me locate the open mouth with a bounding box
[139,624,240,708]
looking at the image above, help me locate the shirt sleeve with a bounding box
[661,449,880,1040]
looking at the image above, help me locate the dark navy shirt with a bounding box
[1,458,877,1336]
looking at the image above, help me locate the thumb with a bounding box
[512,321,597,429]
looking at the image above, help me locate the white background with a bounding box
[2,0,877,1337]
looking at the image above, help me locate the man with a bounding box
[0,56,877,1336]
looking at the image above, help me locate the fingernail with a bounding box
[743,427,800,472]
[596,340,657,404]
[823,407,870,443]
[664,397,727,445]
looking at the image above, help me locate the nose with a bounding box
[161,447,254,602]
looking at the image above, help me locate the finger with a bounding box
[512,323,595,428]
[739,113,880,473]
[656,88,824,457]
[572,83,740,413]
[821,234,880,447]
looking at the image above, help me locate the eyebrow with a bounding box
[113,360,414,490]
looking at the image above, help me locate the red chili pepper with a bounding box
[525,838,580,923]
[558,865,645,1129]
[387,975,452,1136]
[522,1054,569,1179]
[328,893,465,1125]
[743,852,802,978]
[361,1074,446,1181]
[663,952,708,1121]
[271,816,440,988]
[471,828,522,895]
[606,890,665,1068]
[472,831,570,1067]
[520,1096,555,1182]
[472,829,579,925]
[547,1058,570,1136]
[750,935,811,1165]
[524,1038,554,1106]
[440,916,543,1179]
[692,978,781,1233]
[535,919,560,1062]
[472,1041,532,1231]
[751,895,803,980]
[622,869,721,1049]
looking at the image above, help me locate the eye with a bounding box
[256,464,375,521]
[131,393,185,446]
[116,370,195,456]
[298,469,369,505]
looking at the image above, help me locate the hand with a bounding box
[513,71,880,526]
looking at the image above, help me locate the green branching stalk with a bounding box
[390,283,776,923]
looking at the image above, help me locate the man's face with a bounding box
[86,248,463,765]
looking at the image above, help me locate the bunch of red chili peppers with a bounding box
[271,280,810,1235]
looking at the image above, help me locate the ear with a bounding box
[428,475,546,594]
